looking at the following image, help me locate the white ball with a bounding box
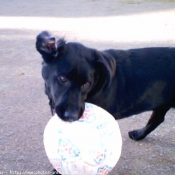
[43,103,122,175]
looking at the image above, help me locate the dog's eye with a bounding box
[82,82,91,89]
[59,76,67,83]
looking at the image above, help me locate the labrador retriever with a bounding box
[36,31,175,141]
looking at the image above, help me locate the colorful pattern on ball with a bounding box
[97,165,112,175]
[78,103,96,123]
[58,139,81,162]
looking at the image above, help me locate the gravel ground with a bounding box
[0,0,175,175]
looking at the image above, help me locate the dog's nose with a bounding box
[63,111,79,122]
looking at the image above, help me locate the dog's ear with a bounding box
[36,31,65,63]
[91,51,116,95]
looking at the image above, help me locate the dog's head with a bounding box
[36,31,116,121]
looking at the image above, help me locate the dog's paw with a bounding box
[128,130,145,141]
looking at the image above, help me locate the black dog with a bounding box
[36,31,175,141]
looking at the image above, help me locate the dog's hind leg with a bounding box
[128,104,171,141]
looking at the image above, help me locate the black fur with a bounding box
[36,31,175,141]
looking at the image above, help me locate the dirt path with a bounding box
[0,0,175,174]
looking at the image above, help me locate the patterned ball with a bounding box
[43,103,122,175]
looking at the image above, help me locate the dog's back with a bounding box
[104,47,175,118]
